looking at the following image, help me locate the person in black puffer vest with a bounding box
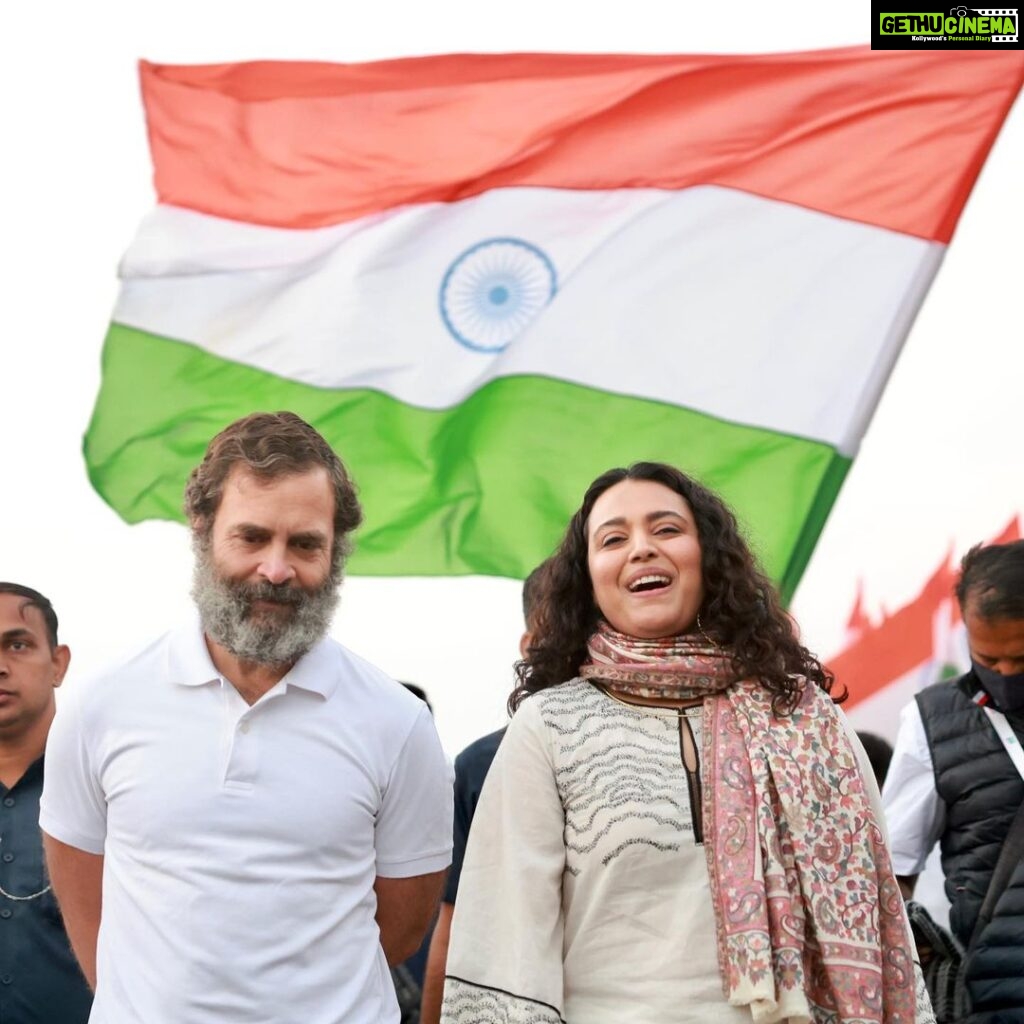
[884,539,1024,1024]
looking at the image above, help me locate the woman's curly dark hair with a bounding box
[509,462,841,716]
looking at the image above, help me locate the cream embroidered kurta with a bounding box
[443,679,748,1023]
[441,679,933,1024]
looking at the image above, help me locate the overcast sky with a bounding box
[2,2,1020,754]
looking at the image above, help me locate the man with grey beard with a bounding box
[39,412,453,1024]
[191,531,342,670]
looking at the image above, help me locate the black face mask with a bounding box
[972,660,1024,714]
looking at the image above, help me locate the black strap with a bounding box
[966,797,1024,956]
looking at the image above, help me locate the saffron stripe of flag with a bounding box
[139,50,1023,239]
[85,48,1024,593]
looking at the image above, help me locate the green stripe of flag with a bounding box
[85,324,850,600]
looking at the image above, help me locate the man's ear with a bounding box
[51,644,71,688]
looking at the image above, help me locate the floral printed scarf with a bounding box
[581,623,917,1024]
[579,620,732,697]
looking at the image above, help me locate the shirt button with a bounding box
[2,797,14,807]
[239,722,251,734]
[1,853,12,863]
[0,909,11,919]
[0,974,12,983]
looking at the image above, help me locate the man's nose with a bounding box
[258,549,296,585]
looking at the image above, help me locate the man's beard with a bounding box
[191,541,341,667]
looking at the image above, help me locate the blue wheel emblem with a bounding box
[439,237,558,353]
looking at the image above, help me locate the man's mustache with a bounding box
[236,581,305,607]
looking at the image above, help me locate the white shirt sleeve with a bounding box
[881,700,946,877]
[39,680,108,855]
[374,704,454,877]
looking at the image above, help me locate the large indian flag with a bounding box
[86,49,1023,593]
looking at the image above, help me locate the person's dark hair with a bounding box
[955,539,1024,621]
[400,682,432,715]
[522,560,550,631]
[0,582,59,649]
[510,462,838,715]
[856,731,894,788]
[184,411,363,571]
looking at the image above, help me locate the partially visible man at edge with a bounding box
[420,561,549,1024]
[0,583,91,1023]
[40,411,453,1024]
[884,539,1024,1023]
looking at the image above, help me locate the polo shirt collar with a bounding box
[165,613,339,700]
[278,637,339,700]
[165,614,221,688]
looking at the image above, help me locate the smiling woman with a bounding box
[441,463,935,1024]
[586,478,705,640]
[509,462,834,715]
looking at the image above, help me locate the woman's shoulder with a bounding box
[734,675,840,717]
[523,676,598,715]
[496,680,594,771]
[509,678,604,737]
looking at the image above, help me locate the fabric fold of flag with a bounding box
[86,47,1024,594]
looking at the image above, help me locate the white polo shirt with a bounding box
[40,617,453,1024]
[882,700,947,876]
